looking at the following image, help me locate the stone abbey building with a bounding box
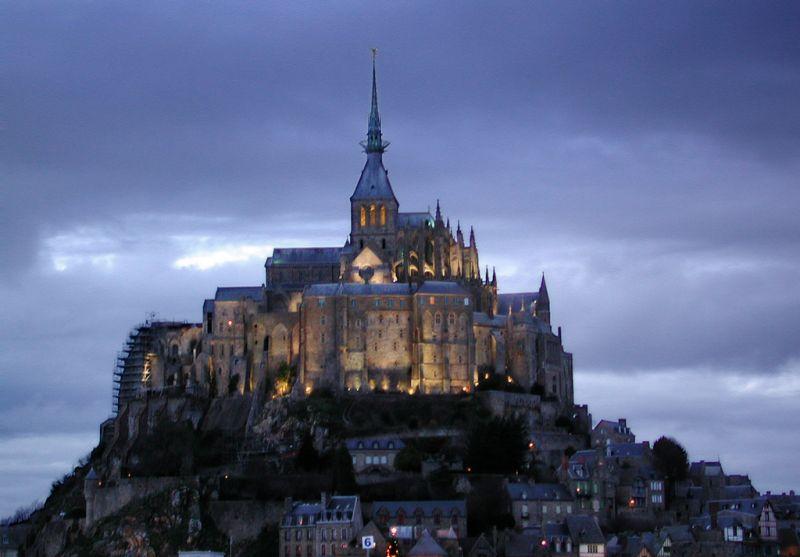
[113,61,573,413]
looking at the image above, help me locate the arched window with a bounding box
[360,206,367,227]
[380,205,386,226]
[370,204,377,226]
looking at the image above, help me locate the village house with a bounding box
[280,494,363,557]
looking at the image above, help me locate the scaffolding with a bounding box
[112,321,155,415]
[112,317,196,415]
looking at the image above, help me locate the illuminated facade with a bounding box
[113,59,573,410]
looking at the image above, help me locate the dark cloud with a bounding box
[2,1,799,515]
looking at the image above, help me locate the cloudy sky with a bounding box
[2,1,799,516]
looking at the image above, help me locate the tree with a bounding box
[295,431,319,471]
[330,445,357,494]
[653,436,689,508]
[395,444,423,473]
[652,436,689,481]
[466,415,528,474]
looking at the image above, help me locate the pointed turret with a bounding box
[485,266,490,284]
[456,221,464,245]
[435,199,443,225]
[492,267,497,286]
[536,274,550,324]
[469,226,476,247]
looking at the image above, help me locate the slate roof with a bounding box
[409,530,447,557]
[660,525,694,545]
[372,500,466,517]
[415,281,470,295]
[214,286,264,302]
[283,495,359,526]
[346,437,406,451]
[351,152,398,203]
[473,312,508,327]
[607,442,647,459]
[497,292,539,314]
[566,515,605,545]
[398,212,434,228]
[689,460,723,477]
[506,482,573,502]
[267,247,343,266]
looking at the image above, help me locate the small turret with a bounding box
[491,267,497,286]
[456,221,464,246]
[535,274,550,324]
[435,199,443,225]
[469,226,476,247]
[485,266,490,284]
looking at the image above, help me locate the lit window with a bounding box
[360,206,366,227]
[370,204,377,225]
[380,205,386,226]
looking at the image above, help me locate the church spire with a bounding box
[435,199,443,224]
[363,48,388,154]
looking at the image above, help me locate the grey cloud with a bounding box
[2,0,799,516]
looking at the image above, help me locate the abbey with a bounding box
[114,60,573,412]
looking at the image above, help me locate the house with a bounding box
[336,522,386,557]
[408,530,448,557]
[543,522,573,554]
[372,500,467,539]
[567,450,618,522]
[591,419,635,449]
[655,525,694,557]
[462,533,497,557]
[280,493,363,557]
[346,437,405,474]
[566,515,606,557]
[506,481,575,530]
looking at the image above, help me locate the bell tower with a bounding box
[349,50,398,260]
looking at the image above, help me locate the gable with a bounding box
[352,246,385,268]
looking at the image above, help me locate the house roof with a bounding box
[660,525,694,545]
[398,212,434,228]
[214,286,264,302]
[607,443,647,458]
[566,515,605,545]
[346,437,406,451]
[506,482,573,502]
[284,495,359,526]
[415,281,470,295]
[372,500,466,517]
[497,292,539,314]
[472,312,508,327]
[267,247,343,266]
[408,530,447,557]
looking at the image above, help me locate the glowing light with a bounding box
[629,498,636,508]
[506,376,513,383]
[227,320,233,327]
[305,385,313,395]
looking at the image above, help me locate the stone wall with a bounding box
[83,476,194,529]
[207,500,284,543]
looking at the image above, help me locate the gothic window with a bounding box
[435,313,442,325]
[380,205,386,226]
[370,204,377,226]
[263,336,269,352]
[360,206,366,227]
[448,313,455,326]
[360,240,364,249]
[320,315,326,325]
